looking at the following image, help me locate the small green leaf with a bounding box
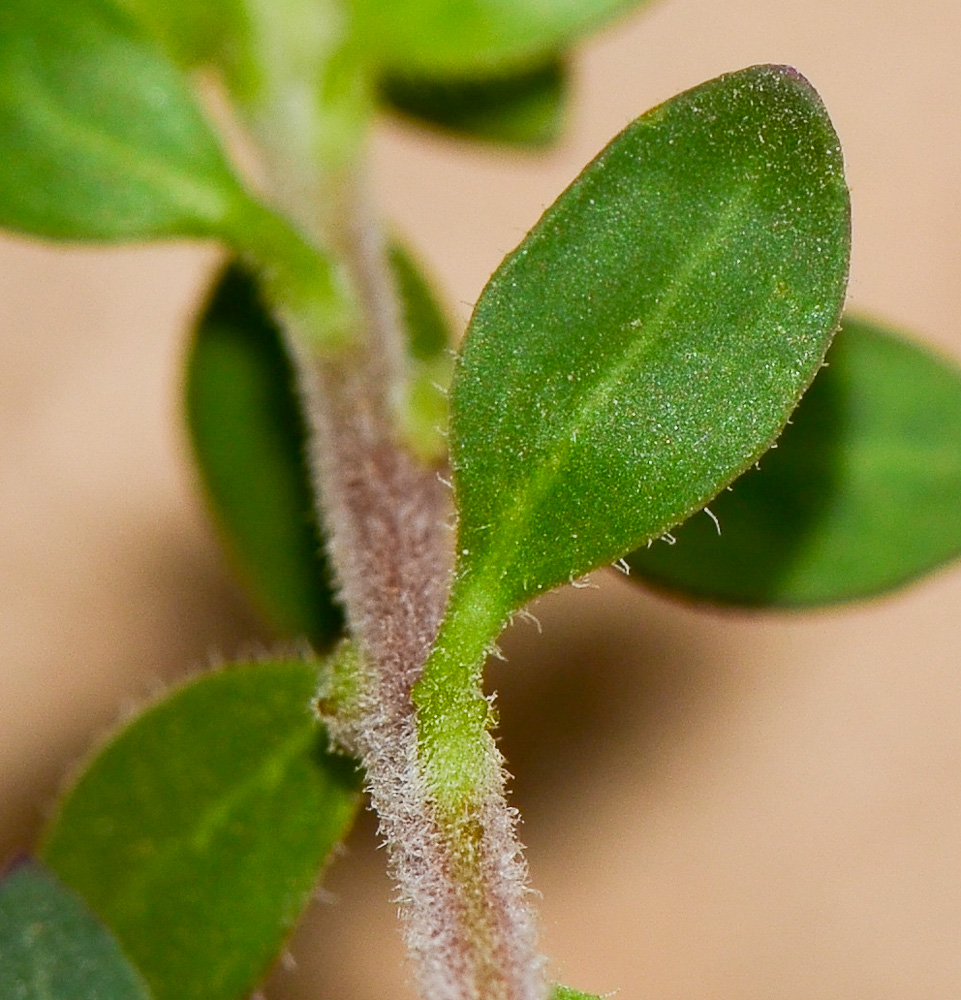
[187,263,344,649]
[388,242,456,461]
[552,987,604,1000]
[0,858,153,1000]
[0,0,254,242]
[415,66,849,806]
[351,0,652,75]
[627,316,961,606]
[380,58,568,147]
[187,246,452,642]
[41,661,361,1000]
[388,243,452,361]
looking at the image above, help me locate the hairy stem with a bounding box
[233,22,547,992]
[288,175,544,1000]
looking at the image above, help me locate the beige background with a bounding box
[3,0,961,997]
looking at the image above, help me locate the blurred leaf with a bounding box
[380,58,568,147]
[388,243,456,462]
[41,661,361,1000]
[188,246,452,641]
[351,0,652,75]
[627,316,961,605]
[188,263,344,648]
[113,0,244,68]
[444,65,849,626]
[0,858,153,1000]
[552,988,603,1000]
[388,243,452,360]
[0,0,255,243]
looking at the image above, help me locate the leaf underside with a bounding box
[41,661,360,1000]
[187,263,344,648]
[627,316,961,606]
[380,58,568,147]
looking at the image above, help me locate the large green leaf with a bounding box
[380,59,568,147]
[446,65,849,626]
[414,66,849,803]
[187,264,344,649]
[187,247,452,643]
[0,0,253,242]
[351,0,651,75]
[627,316,961,606]
[41,661,360,1000]
[0,858,153,1000]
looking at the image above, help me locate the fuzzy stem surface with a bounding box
[232,14,547,994]
[287,177,545,1000]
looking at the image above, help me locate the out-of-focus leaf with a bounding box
[112,0,244,68]
[350,0,652,75]
[380,59,568,147]
[0,0,254,242]
[188,263,344,648]
[41,661,361,1000]
[388,243,452,360]
[0,858,153,1000]
[627,316,961,606]
[388,243,456,461]
[415,65,850,804]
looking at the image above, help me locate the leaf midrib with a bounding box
[92,721,317,923]
[458,182,756,597]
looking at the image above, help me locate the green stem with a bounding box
[228,198,360,353]
[413,572,510,812]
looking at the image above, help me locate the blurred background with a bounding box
[2,0,961,997]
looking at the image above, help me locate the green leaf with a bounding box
[41,661,361,1000]
[351,0,652,75]
[0,858,153,1000]
[414,66,849,806]
[626,316,961,606]
[552,988,604,1000]
[388,243,456,461]
[380,58,568,147]
[388,243,452,361]
[447,64,849,625]
[0,0,254,242]
[187,263,344,649]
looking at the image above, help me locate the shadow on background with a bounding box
[270,577,725,1000]
[491,581,716,827]
[0,520,268,863]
